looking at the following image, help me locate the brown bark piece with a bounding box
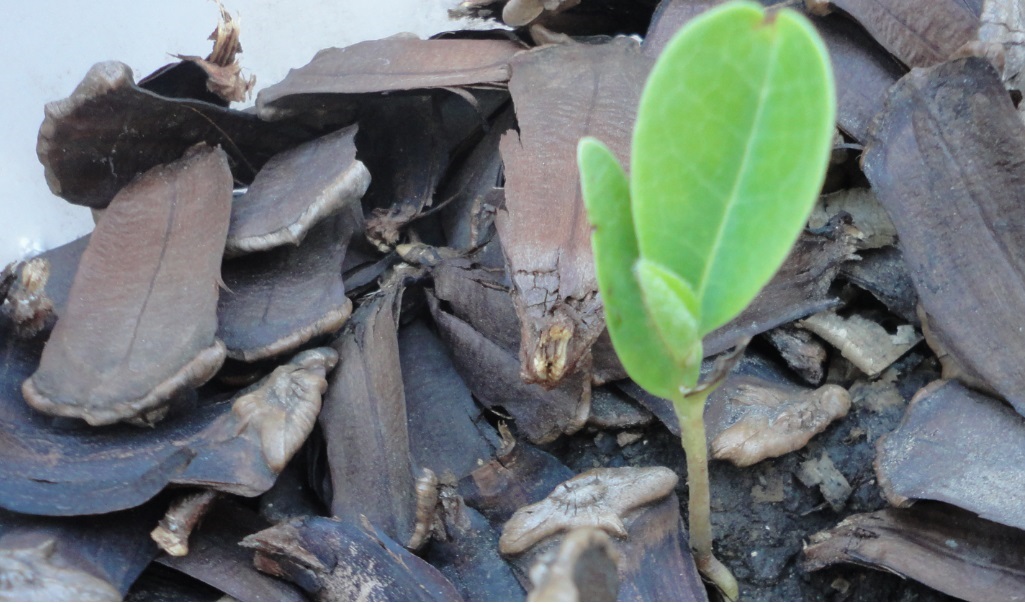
[863,57,1025,414]
[0,505,162,601]
[642,0,724,57]
[803,503,1025,602]
[320,275,418,545]
[764,326,828,385]
[527,527,620,602]
[23,145,232,426]
[703,221,858,357]
[38,61,315,208]
[808,188,897,250]
[151,490,220,557]
[218,207,359,362]
[497,38,652,387]
[812,14,906,142]
[875,380,1025,530]
[816,0,981,68]
[799,310,922,377]
[157,500,306,602]
[975,0,1025,90]
[226,124,370,256]
[0,322,334,516]
[256,37,522,120]
[241,516,462,601]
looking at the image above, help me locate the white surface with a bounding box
[0,0,479,266]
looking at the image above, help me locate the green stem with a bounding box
[674,389,739,601]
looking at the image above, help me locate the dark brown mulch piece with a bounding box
[428,282,590,444]
[803,502,1025,602]
[875,380,1025,531]
[497,37,652,388]
[703,218,858,357]
[23,145,232,426]
[641,0,723,57]
[863,56,1025,415]
[0,504,162,600]
[255,37,522,122]
[764,326,828,385]
[225,124,370,257]
[457,424,575,525]
[0,322,334,516]
[809,0,981,68]
[499,467,706,601]
[218,207,359,363]
[399,320,502,480]
[320,274,419,546]
[841,246,919,325]
[151,489,220,557]
[424,488,526,601]
[812,14,906,142]
[527,527,619,601]
[157,499,307,602]
[38,62,316,209]
[241,515,463,601]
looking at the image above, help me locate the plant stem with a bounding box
[675,389,739,601]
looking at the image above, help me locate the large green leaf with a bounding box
[631,1,836,335]
[577,138,683,400]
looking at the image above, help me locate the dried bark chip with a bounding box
[151,490,220,557]
[764,326,828,385]
[796,452,853,511]
[799,310,922,377]
[812,14,906,142]
[499,467,705,601]
[808,188,897,250]
[3,235,89,334]
[1,258,54,339]
[803,503,1025,602]
[0,324,334,516]
[226,124,370,256]
[320,275,419,545]
[642,0,725,58]
[810,0,981,68]
[0,504,162,601]
[424,488,525,601]
[256,37,522,121]
[527,527,620,602]
[499,466,677,556]
[841,246,919,324]
[875,380,1025,530]
[38,61,316,209]
[218,208,359,362]
[429,292,590,444]
[457,424,575,525]
[23,145,232,426]
[400,320,501,480]
[241,516,462,602]
[703,222,858,357]
[497,38,652,387]
[587,386,654,430]
[975,0,1025,90]
[157,500,306,602]
[706,376,851,468]
[863,57,1025,414]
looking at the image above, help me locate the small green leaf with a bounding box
[634,258,702,386]
[578,137,681,400]
[631,1,836,334]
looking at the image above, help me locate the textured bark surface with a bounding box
[864,57,1025,415]
[497,38,652,387]
[24,145,232,426]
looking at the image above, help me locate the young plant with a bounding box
[579,1,835,599]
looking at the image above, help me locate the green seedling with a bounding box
[579,1,835,599]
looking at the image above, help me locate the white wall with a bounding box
[0,0,484,266]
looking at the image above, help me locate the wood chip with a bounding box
[875,380,1025,530]
[804,503,1025,602]
[23,145,232,425]
[863,56,1025,414]
[800,311,921,377]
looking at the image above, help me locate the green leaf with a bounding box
[631,1,836,335]
[634,258,702,386]
[577,137,682,400]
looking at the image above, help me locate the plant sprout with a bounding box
[578,1,835,599]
